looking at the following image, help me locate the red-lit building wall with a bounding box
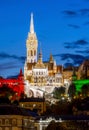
[0,69,24,97]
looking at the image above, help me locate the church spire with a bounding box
[38,49,42,62]
[49,53,54,63]
[30,13,34,34]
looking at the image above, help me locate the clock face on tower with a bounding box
[30,36,33,40]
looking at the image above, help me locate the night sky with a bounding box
[0,0,89,78]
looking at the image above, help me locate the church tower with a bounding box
[24,13,38,80]
[26,13,38,63]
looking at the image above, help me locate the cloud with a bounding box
[0,52,26,77]
[64,42,75,49]
[0,52,26,63]
[60,53,84,62]
[79,9,89,16]
[62,10,77,17]
[0,59,24,78]
[64,62,74,67]
[64,39,88,49]
[62,8,89,17]
[53,53,88,67]
[84,21,89,25]
[74,39,88,45]
[0,62,19,71]
[7,74,19,79]
[75,50,86,54]
[68,24,80,29]
[75,49,89,54]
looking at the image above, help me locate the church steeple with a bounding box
[25,13,38,63]
[30,13,34,34]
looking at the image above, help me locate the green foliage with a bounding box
[73,79,89,92]
[53,87,65,99]
[0,84,15,98]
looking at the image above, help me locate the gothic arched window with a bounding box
[34,50,36,55]
[5,119,9,125]
[31,50,33,56]
[12,119,17,126]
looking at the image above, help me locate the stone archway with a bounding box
[29,90,34,97]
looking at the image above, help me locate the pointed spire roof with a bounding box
[49,54,54,63]
[34,50,45,68]
[38,42,42,61]
[30,13,34,34]
[18,69,23,78]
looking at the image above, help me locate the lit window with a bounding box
[5,119,9,125]
[12,119,17,126]
[31,50,33,56]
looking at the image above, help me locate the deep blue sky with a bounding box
[0,0,89,77]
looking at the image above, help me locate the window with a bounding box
[23,119,28,126]
[12,119,17,126]
[31,50,33,56]
[5,119,9,125]
[34,50,36,55]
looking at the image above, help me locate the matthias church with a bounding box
[24,13,69,98]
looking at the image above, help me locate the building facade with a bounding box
[0,69,24,99]
[19,97,46,115]
[0,104,36,130]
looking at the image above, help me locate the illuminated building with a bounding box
[77,59,89,79]
[0,104,36,130]
[23,13,89,98]
[19,97,46,115]
[24,13,64,98]
[0,69,24,98]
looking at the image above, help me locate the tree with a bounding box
[0,84,15,98]
[53,87,65,99]
[46,121,67,130]
[81,84,89,97]
[0,96,10,104]
[68,83,76,99]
